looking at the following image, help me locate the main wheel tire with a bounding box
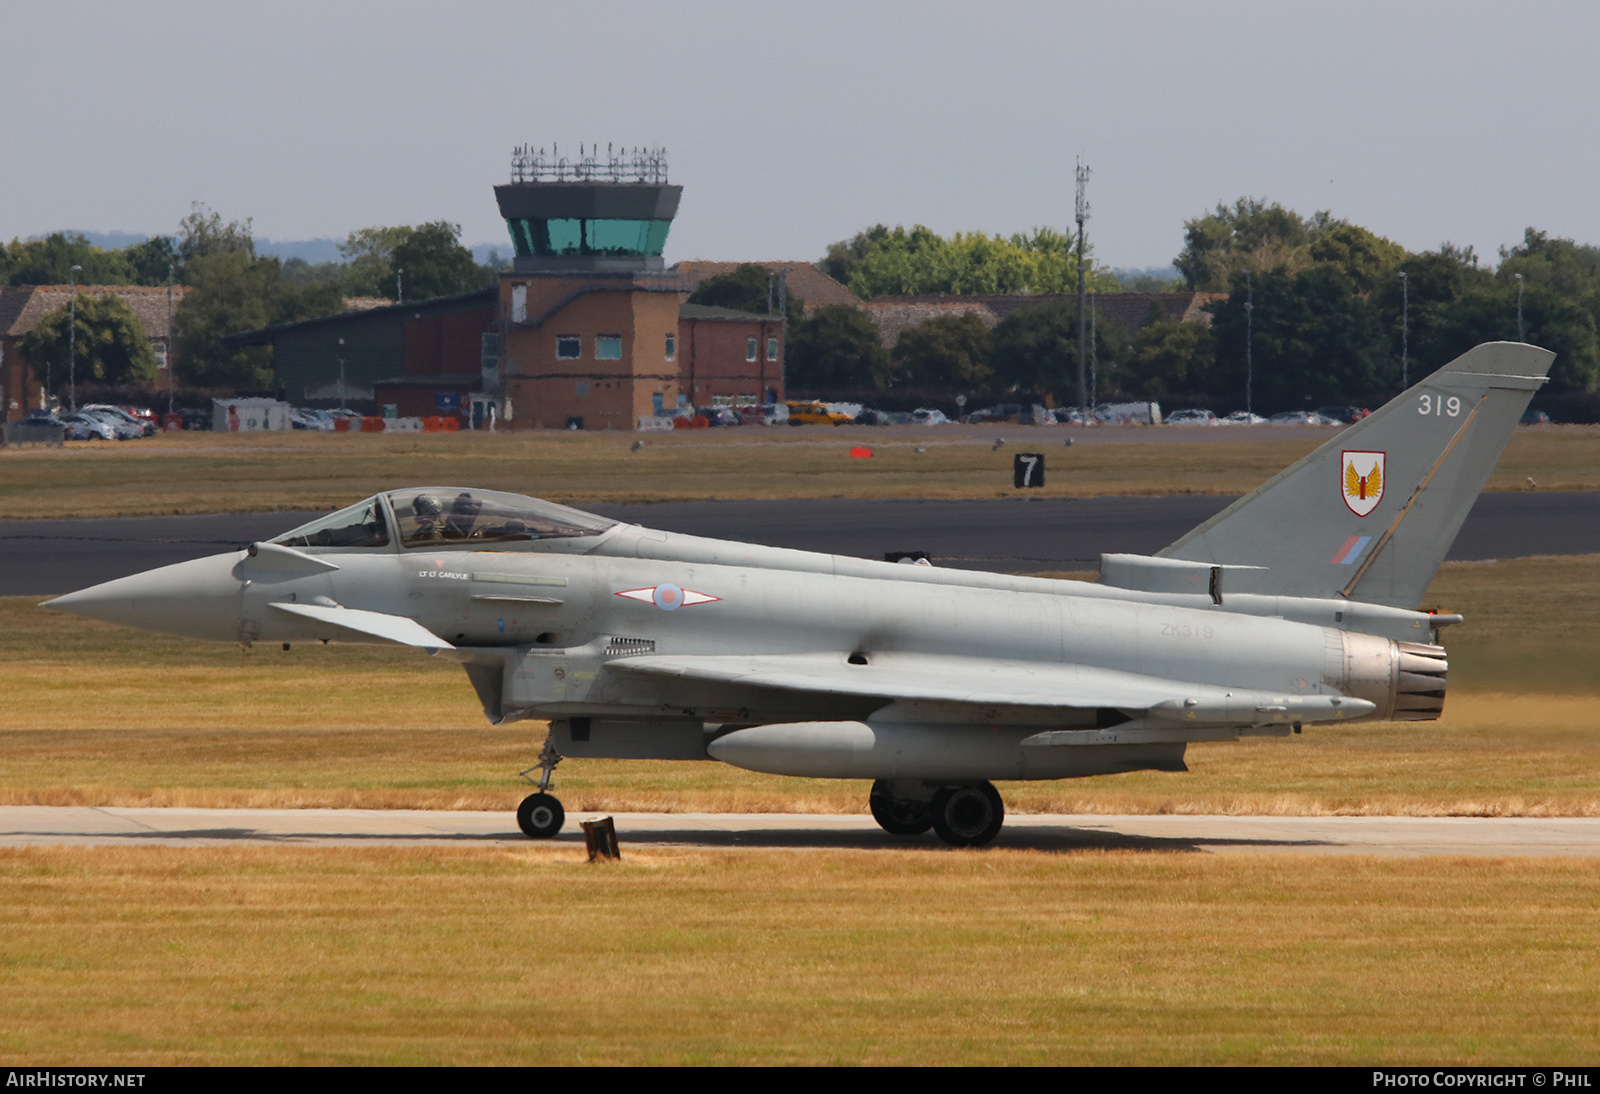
[516,792,565,838]
[929,782,1004,847]
[869,780,933,836]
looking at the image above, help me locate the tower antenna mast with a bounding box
[1075,157,1091,421]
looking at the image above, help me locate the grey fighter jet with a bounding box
[48,342,1552,846]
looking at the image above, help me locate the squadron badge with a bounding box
[1341,450,1385,517]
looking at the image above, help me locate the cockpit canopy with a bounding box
[272,488,617,551]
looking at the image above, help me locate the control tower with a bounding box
[494,145,687,430]
[495,145,682,274]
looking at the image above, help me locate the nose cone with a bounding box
[45,552,244,641]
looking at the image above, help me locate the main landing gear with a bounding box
[870,779,1005,848]
[516,738,566,839]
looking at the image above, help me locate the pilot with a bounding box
[411,494,445,540]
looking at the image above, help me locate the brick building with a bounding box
[0,284,186,420]
[678,304,785,407]
[229,290,497,418]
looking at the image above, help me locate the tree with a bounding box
[1175,198,1337,291]
[820,224,889,287]
[688,264,804,325]
[890,313,993,390]
[1208,266,1393,411]
[5,232,132,286]
[1122,313,1216,399]
[17,293,157,392]
[1496,228,1600,326]
[340,225,414,297]
[122,235,178,287]
[989,301,1082,401]
[1422,284,1599,394]
[175,251,344,389]
[1308,224,1405,294]
[391,221,485,301]
[786,305,890,390]
[177,203,254,271]
[826,223,1119,299]
[1368,244,1494,378]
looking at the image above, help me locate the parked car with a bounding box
[911,408,950,425]
[83,404,157,437]
[1094,401,1163,425]
[12,410,70,442]
[697,407,742,427]
[79,408,145,440]
[1165,408,1218,425]
[1221,410,1268,425]
[786,401,854,426]
[291,408,336,431]
[1315,405,1369,425]
[1267,410,1334,425]
[737,403,788,426]
[965,403,1024,424]
[1521,409,1552,425]
[59,412,116,440]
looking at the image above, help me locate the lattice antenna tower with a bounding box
[511,143,670,184]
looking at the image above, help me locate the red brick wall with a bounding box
[402,308,494,377]
[678,317,784,406]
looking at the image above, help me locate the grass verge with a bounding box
[0,845,1597,1065]
[2,426,1596,516]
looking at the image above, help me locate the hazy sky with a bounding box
[5,1,1597,271]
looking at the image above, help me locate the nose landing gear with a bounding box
[516,792,565,838]
[516,738,566,839]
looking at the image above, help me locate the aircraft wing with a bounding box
[607,651,1368,725]
[269,602,455,650]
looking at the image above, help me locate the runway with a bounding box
[3,490,1597,594]
[6,806,1600,856]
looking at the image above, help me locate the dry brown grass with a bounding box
[2,425,1595,517]
[1,845,1597,1065]
[1,553,1597,815]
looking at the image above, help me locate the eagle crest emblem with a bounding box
[1341,450,1385,517]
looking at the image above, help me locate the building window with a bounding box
[511,284,527,323]
[767,337,778,362]
[596,335,622,360]
[665,334,676,362]
[746,336,758,362]
[556,335,581,359]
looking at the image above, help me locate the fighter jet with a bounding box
[48,342,1551,846]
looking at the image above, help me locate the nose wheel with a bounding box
[516,737,566,839]
[517,792,565,838]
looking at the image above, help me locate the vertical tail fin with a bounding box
[1159,342,1553,608]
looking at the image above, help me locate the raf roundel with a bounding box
[614,584,721,611]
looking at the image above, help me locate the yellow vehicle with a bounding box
[785,401,854,426]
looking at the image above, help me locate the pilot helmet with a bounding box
[413,494,443,518]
